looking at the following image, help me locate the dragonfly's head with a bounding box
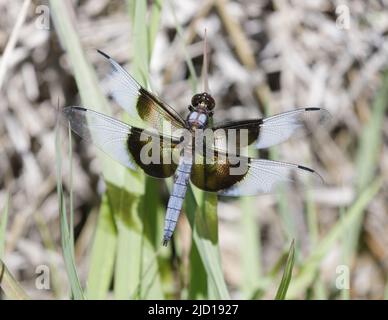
[190,92,215,112]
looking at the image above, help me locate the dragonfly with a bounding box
[63,49,329,246]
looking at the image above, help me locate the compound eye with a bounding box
[191,94,201,106]
[207,96,215,110]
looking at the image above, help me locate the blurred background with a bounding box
[0,0,387,299]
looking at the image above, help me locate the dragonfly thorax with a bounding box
[186,110,208,129]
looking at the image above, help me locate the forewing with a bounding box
[62,106,180,178]
[98,50,186,135]
[211,108,330,151]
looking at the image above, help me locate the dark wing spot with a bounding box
[71,106,87,111]
[97,49,111,59]
[298,165,315,173]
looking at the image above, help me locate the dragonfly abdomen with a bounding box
[163,157,192,246]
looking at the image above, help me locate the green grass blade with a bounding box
[112,185,143,299]
[345,71,388,259]
[186,187,230,299]
[240,197,261,298]
[267,109,299,262]
[142,179,162,247]
[167,0,198,92]
[86,194,117,299]
[0,193,9,259]
[188,241,208,299]
[49,1,109,114]
[356,71,388,191]
[0,260,30,300]
[275,240,295,300]
[339,207,350,300]
[287,178,382,298]
[0,0,31,90]
[306,186,327,299]
[148,0,164,56]
[68,126,75,258]
[55,121,84,300]
[33,210,64,298]
[130,0,150,83]
[108,0,164,300]
[270,149,296,246]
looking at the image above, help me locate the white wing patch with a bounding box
[256,108,330,149]
[98,50,141,118]
[219,159,321,196]
[62,106,137,170]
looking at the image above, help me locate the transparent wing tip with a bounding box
[97,49,110,60]
[61,106,86,124]
[297,165,325,184]
[304,107,332,125]
[60,106,73,125]
[62,105,86,115]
